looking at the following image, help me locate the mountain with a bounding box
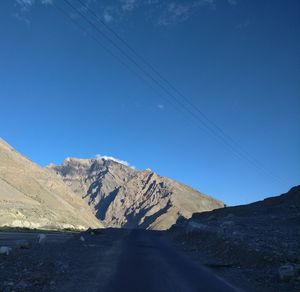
[48,157,224,230]
[172,186,300,291]
[0,139,101,230]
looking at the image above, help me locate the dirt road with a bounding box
[0,229,238,291]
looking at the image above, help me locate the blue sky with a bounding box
[0,0,299,205]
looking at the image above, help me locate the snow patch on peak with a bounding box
[95,154,135,169]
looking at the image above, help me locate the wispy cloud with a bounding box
[236,19,250,29]
[95,154,135,169]
[103,8,113,23]
[15,0,35,11]
[12,0,237,27]
[158,1,215,26]
[121,0,138,12]
[15,0,52,10]
[13,0,53,25]
[157,104,165,110]
[41,0,53,5]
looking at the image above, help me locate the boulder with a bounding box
[0,246,12,255]
[37,234,47,244]
[278,264,295,282]
[15,240,31,249]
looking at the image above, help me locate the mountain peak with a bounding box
[48,156,224,230]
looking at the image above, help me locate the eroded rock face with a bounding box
[0,139,102,230]
[48,158,224,230]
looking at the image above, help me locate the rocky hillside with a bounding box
[0,139,101,230]
[172,186,300,291]
[48,158,224,230]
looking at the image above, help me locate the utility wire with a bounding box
[54,2,202,126]
[54,1,214,147]
[61,0,245,143]
[74,0,288,186]
[57,0,287,186]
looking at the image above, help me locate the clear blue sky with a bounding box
[0,0,299,206]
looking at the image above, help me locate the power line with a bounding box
[56,0,288,186]
[74,0,288,186]
[54,2,201,125]
[60,0,244,142]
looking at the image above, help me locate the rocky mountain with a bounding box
[48,157,224,230]
[172,186,300,291]
[0,139,101,230]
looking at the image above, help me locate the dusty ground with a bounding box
[0,229,238,292]
[170,186,300,292]
[0,228,124,291]
[1,185,299,292]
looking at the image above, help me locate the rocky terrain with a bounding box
[0,138,224,231]
[171,186,300,291]
[0,139,101,230]
[1,138,298,291]
[0,228,125,292]
[48,157,224,230]
[0,228,238,292]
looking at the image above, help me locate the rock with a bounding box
[56,261,69,273]
[93,229,102,235]
[15,280,28,289]
[86,228,95,235]
[80,236,85,242]
[38,234,47,244]
[278,264,295,281]
[0,246,12,255]
[15,240,31,249]
[220,221,235,228]
[186,221,208,233]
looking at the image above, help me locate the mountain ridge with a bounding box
[0,138,224,230]
[48,157,224,230]
[0,139,102,230]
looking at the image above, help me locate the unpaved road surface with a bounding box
[106,229,237,292]
[0,229,238,292]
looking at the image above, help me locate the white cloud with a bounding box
[13,12,31,25]
[95,154,135,168]
[41,0,53,5]
[158,0,215,26]
[14,0,53,25]
[121,0,138,12]
[15,0,52,9]
[15,0,35,12]
[103,9,113,23]
[12,0,235,27]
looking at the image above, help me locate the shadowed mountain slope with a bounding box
[48,158,224,230]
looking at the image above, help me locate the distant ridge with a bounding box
[48,157,224,230]
[0,139,224,231]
